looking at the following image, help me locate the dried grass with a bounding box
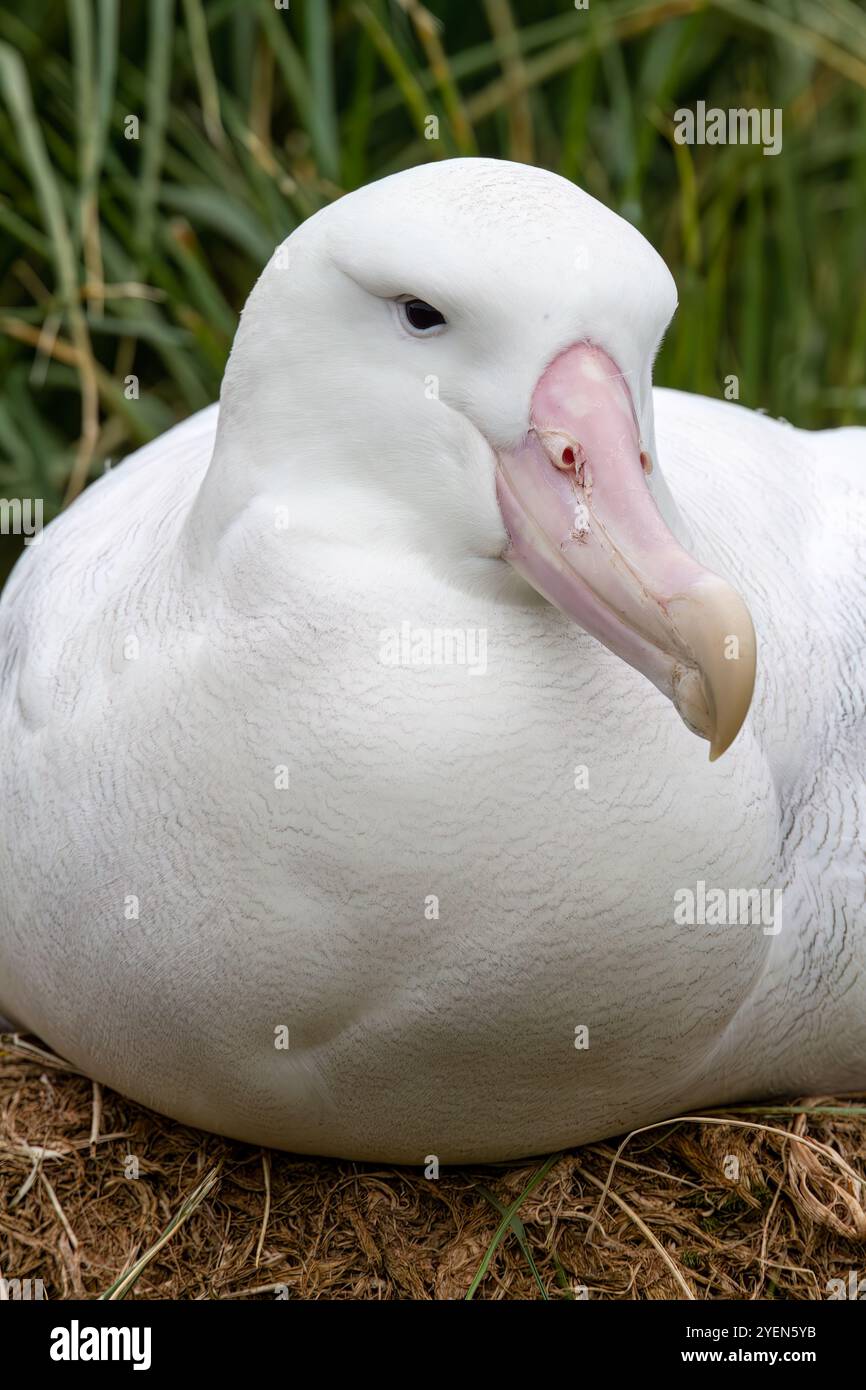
[2,1033,865,1301]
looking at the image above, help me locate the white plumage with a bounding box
[0,159,863,1162]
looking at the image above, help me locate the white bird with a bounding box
[0,158,863,1163]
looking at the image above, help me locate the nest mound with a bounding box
[2,1036,864,1301]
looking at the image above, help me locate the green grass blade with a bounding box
[303,0,339,181]
[477,1184,550,1299]
[135,0,174,267]
[181,0,225,148]
[465,1152,561,1300]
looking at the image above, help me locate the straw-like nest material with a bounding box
[2,1034,865,1300]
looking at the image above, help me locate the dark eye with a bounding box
[402,298,446,332]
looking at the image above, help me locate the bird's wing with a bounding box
[0,403,219,734]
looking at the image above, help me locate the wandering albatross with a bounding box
[0,158,863,1162]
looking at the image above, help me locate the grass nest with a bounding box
[2,1034,865,1301]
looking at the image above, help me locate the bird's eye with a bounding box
[401,298,447,333]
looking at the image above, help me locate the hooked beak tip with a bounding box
[669,582,757,762]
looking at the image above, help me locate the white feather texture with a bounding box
[0,159,863,1161]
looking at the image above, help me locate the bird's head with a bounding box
[213,157,756,759]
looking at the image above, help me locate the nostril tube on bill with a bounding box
[536,429,586,473]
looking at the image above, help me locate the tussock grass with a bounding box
[1,0,864,580]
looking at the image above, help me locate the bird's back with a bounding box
[655,389,866,1092]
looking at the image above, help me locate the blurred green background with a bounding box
[1,0,864,580]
